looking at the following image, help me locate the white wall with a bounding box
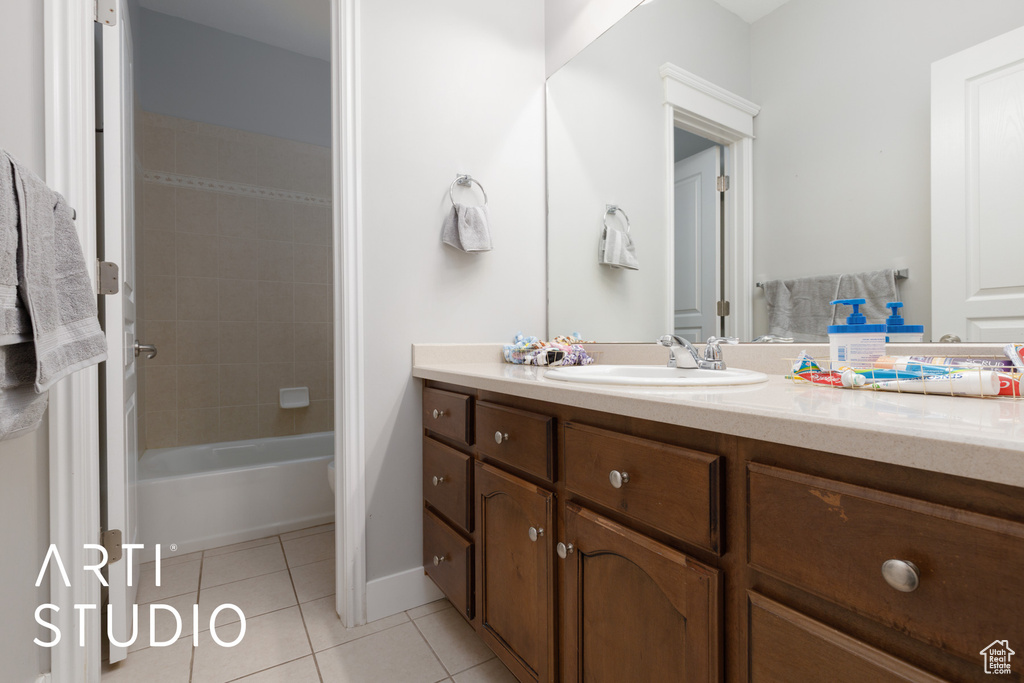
[0,2,53,679]
[360,0,547,604]
[545,0,640,77]
[547,0,749,342]
[750,0,1024,339]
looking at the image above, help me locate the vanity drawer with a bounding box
[424,507,474,620]
[748,592,949,683]
[747,463,1024,667]
[423,387,473,445]
[562,422,721,553]
[475,401,555,482]
[423,437,472,532]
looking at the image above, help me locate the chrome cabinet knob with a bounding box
[556,542,574,559]
[433,555,446,566]
[494,431,509,444]
[528,526,544,542]
[432,409,445,419]
[609,470,630,488]
[881,559,920,592]
[432,475,445,486]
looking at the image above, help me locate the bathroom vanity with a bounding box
[413,345,1024,683]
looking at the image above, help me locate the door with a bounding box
[674,145,720,342]
[561,503,720,683]
[100,0,139,664]
[475,461,555,683]
[931,24,1024,341]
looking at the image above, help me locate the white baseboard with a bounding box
[365,566,444,623]
[35,674,51,683]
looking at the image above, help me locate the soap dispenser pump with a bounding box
[884,302,924,343]
[827,298,887,369]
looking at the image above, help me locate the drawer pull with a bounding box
[528,526,544,542]
[556,542,574,559]
[609,470,630,488]
[881,559,920,592]
[431,475,446,486]
[432,409,446,419]
[433,554,446,566]
[494,431,509,444]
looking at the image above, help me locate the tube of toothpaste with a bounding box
[874,355,1013,374]
[789,351,846,386]
[865,370,1002,397]
[1005,344,1024,371]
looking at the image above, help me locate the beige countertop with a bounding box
[412,343,1024,489]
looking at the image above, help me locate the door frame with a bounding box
[660,63,759,340]
[43,0,366,678]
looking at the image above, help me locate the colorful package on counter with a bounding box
[502,333,595,366]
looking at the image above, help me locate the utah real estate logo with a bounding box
[980,640,1015,675]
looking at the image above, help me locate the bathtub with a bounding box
[137,432,335,559]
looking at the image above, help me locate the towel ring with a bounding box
[604,204,630,233]
[449,174,488,206]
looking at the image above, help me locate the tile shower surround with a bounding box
[137,112,334,450]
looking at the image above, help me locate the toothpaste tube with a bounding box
[789,351,847,386]
[865,370,1003,397]
[873,355,1013,374]
[997,372,1022,397]
[1005,344,1024,371]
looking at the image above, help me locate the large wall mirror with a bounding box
[546,0,1024,343]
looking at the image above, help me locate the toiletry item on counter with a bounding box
[864,371,1003,397]
[874,355,1014,374]
[503,332,594,366]
[827,299,886,369]
[789,352,847,386]
[1006,344,1024,370]
[883,302,924,342]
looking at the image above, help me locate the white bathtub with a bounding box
[137,432,335,559]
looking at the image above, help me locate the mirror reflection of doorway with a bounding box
[673,127,723,342]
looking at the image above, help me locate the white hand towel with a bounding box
[598,224,639,270]
[442,203,492,253]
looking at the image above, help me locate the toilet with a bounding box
[327,459,336,494]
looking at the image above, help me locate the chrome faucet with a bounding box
[658,335,739,370]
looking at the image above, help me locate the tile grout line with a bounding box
[189,550,205,683]
[280,535,325,683]
[408,612,453,679]
[221,655,312,683]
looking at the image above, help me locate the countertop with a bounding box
[412,343,1024,489]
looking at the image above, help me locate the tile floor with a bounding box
[101,524,515,683]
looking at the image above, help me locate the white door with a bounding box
[932,24,1024,342]
[101,1,140,664]
[673,146,720,342]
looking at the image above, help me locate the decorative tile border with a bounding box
[143,171,332,206]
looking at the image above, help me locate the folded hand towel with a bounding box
[0,150,31,345]
[598,224,639,270]
[442,203,492,253]
[763,268,898,342]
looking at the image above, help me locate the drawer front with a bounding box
[424,507,473,620]
[748,463,1024,667]
[748,592,949,683]
[423,437,472,532]
[475,401,555,482]
[563,422,721,553]
[423,387,473,445]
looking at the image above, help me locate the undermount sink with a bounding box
[544,364,769,387]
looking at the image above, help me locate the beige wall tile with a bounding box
[143,126,175,172]
[217,195,259,239]
[144,276,177,321]
[258,322,295,363]
[294,362,333,400]
[220,364,258,406]
[293,244,329,284]
[256,138,293,191]
[143,230,176,277]
[176,232,219,278]
[258,282,293,322]
[293,284,331,323]
[146,410,178,449]
[258,404,295,438]
[258,363,295,405]
[216,139,258,185]
[175,188,218,235]
[219,279,258,322]
[145,366,178,413]
[145,321,178,366]
[258,240,293,282]
[295,399,333,434]
[177,321,220,365]
[293,323,332,363]
[292,205,330,245]
[177,365,220,410]
[143,182,175,233]
[217,237,259,280]
[177,276,219,321]
[175,132,220,178]
[219,406,259,442]
[256,200,292,242]
[178,408,220,446]
[219,322,258,364]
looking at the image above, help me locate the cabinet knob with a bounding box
[609,470,630,488]
[556,542,574,559]
[432,409,445,419]
[432,475,445,486]
[528,526,544,542]
[881,559,920,592]
[433,554,446,566]
[494,431,509,444]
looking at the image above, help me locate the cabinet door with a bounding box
[562,502,721,683]
[476,461,555,683]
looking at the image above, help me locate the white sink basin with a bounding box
[544,364,768,387]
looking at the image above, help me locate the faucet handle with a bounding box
[703,336,739,367]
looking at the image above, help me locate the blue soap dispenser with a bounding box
[828,298,887,369]
[884,302,924,343]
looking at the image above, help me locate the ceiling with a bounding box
[711,0,793,23]
[136,0,330,61]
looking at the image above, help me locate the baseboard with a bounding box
[35,674,51,683]
[365,566,444,622]
[138,513,335,562]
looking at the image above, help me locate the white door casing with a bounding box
[932,24,1024,342]
[673,146,720,342]
[100,0,140,664]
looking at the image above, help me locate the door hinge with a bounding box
[95,0,117,26]
[102,529,123,564]
[716,175,730,192]
[98,261,119,295]
[717,300,731,316]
